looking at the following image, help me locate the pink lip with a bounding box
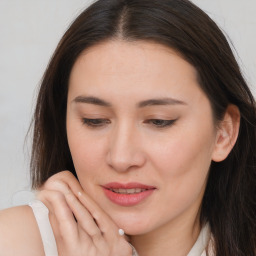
[102,182,156,206]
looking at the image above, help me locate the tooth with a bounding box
[112,189,120,193]
[109,188,149,194]
[127,189,136,194]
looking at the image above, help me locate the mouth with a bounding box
[108,188,150,194]
[102,182,156,206]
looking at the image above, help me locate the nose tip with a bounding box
[108,152,144,172]
[106,131,146,172]
[107,149,146,172]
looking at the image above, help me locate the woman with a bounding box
[0,0,255,255]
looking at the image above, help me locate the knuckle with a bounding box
[58,218,73,231]
[62,170,73,177]
[65,192,76,203]
[53,179,69,191]
[42,171,75,195]
[42,170,71,188]
[44,177,62,189]
[51,190,64,200]
[54,170,73,181]
[38,190,65,205]
[90,229,102,240]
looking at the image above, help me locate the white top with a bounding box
[29,200,213,256]
[29,200,58,255]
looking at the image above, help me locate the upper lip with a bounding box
[103,182,156,190]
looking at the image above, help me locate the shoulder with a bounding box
[0,205,44,256]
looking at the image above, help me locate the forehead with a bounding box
[71,39,194,77]
[68,40,203,103]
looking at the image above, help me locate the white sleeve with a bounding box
[29,200,58,256]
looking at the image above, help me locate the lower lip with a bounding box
[102,188,155,206]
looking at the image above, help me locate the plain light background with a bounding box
[0,0,255,209]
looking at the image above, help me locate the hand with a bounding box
[37,171,133,256]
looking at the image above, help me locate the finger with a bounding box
[43,178,73,197]
[48,211,61,244]
[37,190,83,244]
[65,192,107,249]
[76,192,126,243]
[41,170,83,195]
[40,172,113,235]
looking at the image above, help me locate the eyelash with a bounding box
[81,118,110,127]
[144,119,177,128]
[81,118,177,128]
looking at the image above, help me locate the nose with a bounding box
[106,123,146,173]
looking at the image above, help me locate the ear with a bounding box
[212,104,240,162]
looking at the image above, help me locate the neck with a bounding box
[130,209,201,256]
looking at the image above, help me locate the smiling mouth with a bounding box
[108,188,150,194]
[102,183,156,206]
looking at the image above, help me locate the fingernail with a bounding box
[118,228,125,236]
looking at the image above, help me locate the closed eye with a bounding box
[82,118,110,127]
[144,119,177,128]
[81,118,177,128]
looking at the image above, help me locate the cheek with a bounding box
[142,134,213,225]
[148,123,215,197]
[69,138,108,196]
[66,120,106,185]
[70,140,105,172]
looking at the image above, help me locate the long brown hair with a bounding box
[31,0,256,255]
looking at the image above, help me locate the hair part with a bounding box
[31,0,256,255]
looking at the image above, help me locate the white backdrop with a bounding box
[0,0,255,209]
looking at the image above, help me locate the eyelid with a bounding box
[82,118,110,127]
[81,117,178,129]
[144,118,178,128]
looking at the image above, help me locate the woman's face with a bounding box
[66,40,218,235]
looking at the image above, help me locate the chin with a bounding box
[119,224,150,236]
[110,212,154,235]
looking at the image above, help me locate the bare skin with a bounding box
[0,205,45,256]
[0,176,132,256]
[0,40,240,256]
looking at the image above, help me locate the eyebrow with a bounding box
[137,98,187,108]
[72,96,187,108]
[73,96,111,107]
